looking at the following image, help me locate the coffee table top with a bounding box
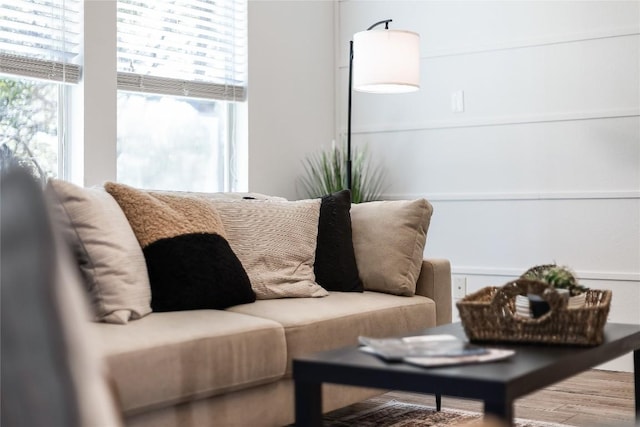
[293,322,640,401]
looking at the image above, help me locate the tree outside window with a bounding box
[0,77,60,184]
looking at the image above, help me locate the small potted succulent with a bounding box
[520,264,588,317]
[522,264,588,296]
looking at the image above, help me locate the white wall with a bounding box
[339,1,640,370]
[248,0,336,200]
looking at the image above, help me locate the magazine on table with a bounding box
[358,334,515,367]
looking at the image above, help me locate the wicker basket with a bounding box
[457,279,612,346]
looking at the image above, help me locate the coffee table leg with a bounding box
[295,379,323,426]
[484,399,514,427]
[635,349,639,422]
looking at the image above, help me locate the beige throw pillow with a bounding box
[350,199,433,296]
[47,180,152,324]
[211,198,328,299]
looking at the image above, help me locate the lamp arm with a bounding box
[366,19,392,31]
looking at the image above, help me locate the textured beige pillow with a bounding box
[211,198,328,299]
[350,199,433,296]
[47,180,152,324]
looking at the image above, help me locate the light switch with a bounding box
[451,90,465,113]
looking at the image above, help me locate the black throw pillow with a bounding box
[105,182,256,312]
[314,190,363,292]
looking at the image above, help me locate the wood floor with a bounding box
[341,369,635,426]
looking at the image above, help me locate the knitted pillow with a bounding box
[314,190,362,292]
[211,198,328,299]
[104,182,255,312]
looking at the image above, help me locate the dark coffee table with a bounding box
[293,322,640,426]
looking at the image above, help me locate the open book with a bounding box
[358,334,515,367]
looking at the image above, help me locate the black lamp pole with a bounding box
[346,19,392,191]
[347,39,354,191]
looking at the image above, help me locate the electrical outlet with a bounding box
[453,277,467,299]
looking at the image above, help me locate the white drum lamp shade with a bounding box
[353,29,420,93]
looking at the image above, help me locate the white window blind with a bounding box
[0,0,81,83]
[117,0,247,102]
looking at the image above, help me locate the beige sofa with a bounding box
[44,179,452,427]
[95,259,451,427]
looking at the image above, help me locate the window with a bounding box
[117,93,233,192]
[116,0,247,192]
[0,0,81,182]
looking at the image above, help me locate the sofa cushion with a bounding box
[228,291,436,374]
[211,198,328,299]
[104,183,256,312]
[46,179,152,324]
[93,310,287,414]
[351,199,433,296]
[314,190,363,292]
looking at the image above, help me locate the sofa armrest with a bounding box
[415,259,452,326]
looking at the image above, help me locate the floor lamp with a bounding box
[347,19,420,190]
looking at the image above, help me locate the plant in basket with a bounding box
[521,264,588,296]
[520,264,588,317]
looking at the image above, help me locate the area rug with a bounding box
[323,400,571,427]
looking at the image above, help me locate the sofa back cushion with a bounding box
[351,199,433,296]
[105,182,256,311]
[47,179,152,324]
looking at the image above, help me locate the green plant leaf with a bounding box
[299,141,386,203]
